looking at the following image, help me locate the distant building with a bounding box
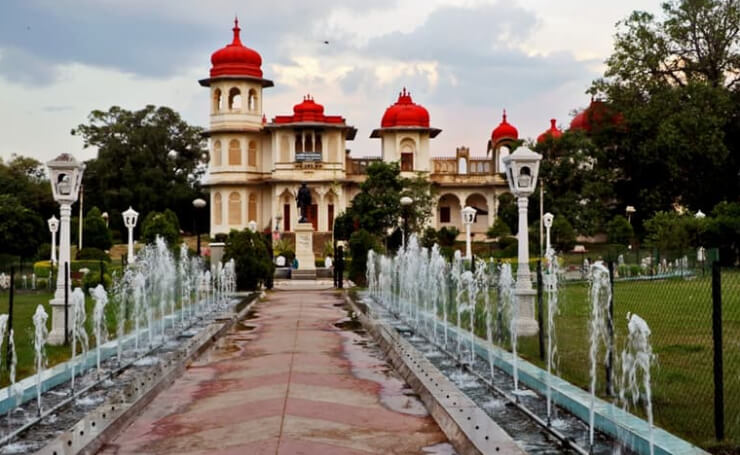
[203,19,528,241]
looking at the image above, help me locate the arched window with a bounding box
[305,134,313,153]
[400,138,415,171]
[315,134,322,155]
[248,193,257,223]
[213,192,223,225]
[212,89,222,112]
[247,140,257,167]
[228,87,241,110]
[228,192,241,225]
[458,157,468,174]
[248,89,257,111]
[295,134,303,154]
[228,139,241,165]
[212,140,222,167]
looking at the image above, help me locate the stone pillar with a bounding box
[515,196,538,336]
[48,204,72,345]
[210,242,225,267]
[294,223,316,271]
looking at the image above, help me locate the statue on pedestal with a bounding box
[296,182,312,223]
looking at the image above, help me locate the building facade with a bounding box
[203,20,523,241]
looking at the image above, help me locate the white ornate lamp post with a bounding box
[543,212,554,255]
[48,215,59,265]
[248,220,257,232]
[122,207,139,264]
[400,196,413,249]
[502,146,542,336]
[461,206,477,260]
[46,153,84,345]
[625,205,636,224]
[192,198,207,256]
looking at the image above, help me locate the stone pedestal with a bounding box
[294,223,316,271]
[48,298,69,345]
[514,287,539,337]
[209,242,225,266]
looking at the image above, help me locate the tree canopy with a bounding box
[72,105,207,237]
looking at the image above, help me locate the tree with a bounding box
[644,211,692,253]
[496,193,518,234]
[487,217,511,239]
[141,211,180,246]
[83,206,113,250]
[552,216,577,252]
[401,174,435,233]
[347,162,403,236]
[0,155,55,221]
[606,215,634,245]
[706,201,740,264]
[72,105,207,236]
[590,0,740,217]
[223,229,274,290]
[0,194,45,259]
[348,229,380,286]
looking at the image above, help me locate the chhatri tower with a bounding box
[203,19,523,244]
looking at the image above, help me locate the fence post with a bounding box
[536,259,544,361]
[7,266,14,370]
[606,260,615,396]
[711,260,724,441]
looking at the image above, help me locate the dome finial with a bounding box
[551,118,557,128]
[503,109,507,122]
[231,16,242,46]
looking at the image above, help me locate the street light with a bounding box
[502,146,542,336]
[461,206,477,260]
[192,198,207,256]
[101,211,109,228]
[47,216,59,265]
[248,220,257,232]
[400,196,413,249]
[46,153,85,346]
[543,212,554,256]
[625,205,636,224]
[122,207,139,264]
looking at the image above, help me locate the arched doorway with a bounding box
[465,193,490,235]
[437,194,462,231]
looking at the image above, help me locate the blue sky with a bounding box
[0,0,663,162]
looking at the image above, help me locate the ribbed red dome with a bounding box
[537,119,563,143]
[381,88,430,128]
[491,110,518,143]
[210,18,263,78]
[272,95,345,124]
[570,100,623,132]
[293,96,324,116]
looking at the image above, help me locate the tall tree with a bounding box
[72,105,207,236]
[345,161,404,236]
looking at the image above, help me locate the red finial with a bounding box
[262,113,266,124]
[503,109,507,122]
[550,118,557,128]
[231,16,242,46]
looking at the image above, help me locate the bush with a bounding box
[420,227,437,248]
[606,215,634,245]
[36,243,51,262]
[437,227,459,247]
[83,271,112,291]
[84,207,113,250]
[495,235,518,258]
[141,211,180,246]
[34,261,52,278]
[76,247,111,261]
[349,229,380,286]
[552,216,576,252]
[316,259,325,267]
[223,229,274,291]
[487,217,511,239]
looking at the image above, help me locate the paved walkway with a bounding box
[99,289,451,454]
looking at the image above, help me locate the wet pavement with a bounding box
[98,289,451,454]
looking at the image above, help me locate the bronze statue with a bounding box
[296,182,312,223]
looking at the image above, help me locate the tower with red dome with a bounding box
[370,88,441,175]
[488,110,519,173]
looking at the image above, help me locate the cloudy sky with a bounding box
[0,0,663,163]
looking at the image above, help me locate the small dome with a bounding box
[381,88,430,128]
[293,95,325,116]
[537,119,563,143]
[210,18,263,78]
[491,110,518,144]
[271,94,346,125]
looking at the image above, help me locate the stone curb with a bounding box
[33,294,259,455]
[343,292,525,455]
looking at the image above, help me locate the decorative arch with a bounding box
[247,89,258,112]
[228,139,241,165]
[213,192,223,225]
[212,88,222,112]
[228,192,241,225]
[228,87,241,110]
[400,138,415,171]
[212,140,222,167]
[247,140,257,167]
[248,193,257,224]
[437,193,462,230]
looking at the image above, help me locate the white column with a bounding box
[50,227,57,265]
[127,226,135,264]
[48,204,72,345]
[465,224,472,260]
[514,195,538,336]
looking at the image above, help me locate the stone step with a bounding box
[291,270,317,280]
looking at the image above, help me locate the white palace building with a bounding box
[203,20,554,243]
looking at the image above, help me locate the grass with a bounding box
[0,290,119,387]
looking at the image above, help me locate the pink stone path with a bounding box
[99,289,450,454]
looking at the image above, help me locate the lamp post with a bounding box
[101,211,109,228]
[502,146,542,336]
[543,212,554,256]
[122,207,139,264]
[461,206,477,260]
[400,196,413,249]
[46,153,84,345]
[48,216,59,265]
[192,198,207,256]
[248,220,257,233]
[625,205,636,224]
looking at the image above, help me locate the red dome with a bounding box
[537,119,563,143]
[381,88,430,128]
[272,95,345,124]
[210,18,263,78]
[569,100,623,132]
[491,110,518,144]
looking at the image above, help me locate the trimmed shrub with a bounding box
[76,247,111,261]
[83,270,112,291]
[349,229,380,286]
[223,229,274,291]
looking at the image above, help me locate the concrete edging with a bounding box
[343,291,525,455]
[33,293,260,455]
